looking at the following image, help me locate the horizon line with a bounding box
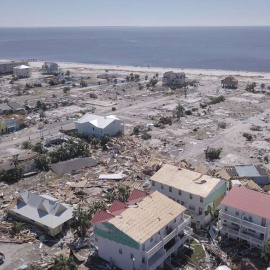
[1,25,270,28]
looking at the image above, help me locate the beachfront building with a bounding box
[218,185,270,250]
[8,189,73,236]
[162,71,185,88]
[42,62,60,74]
[221,76,238,89]
[75,114,124,138]
[13,65,31,78]
[0,60,28,75]
[150,164,227,229]
[92,189,192,270]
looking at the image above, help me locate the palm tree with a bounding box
[69,206,90,237]
[52,254,78,270]
[11,155,19,168]
[174,104,184,120]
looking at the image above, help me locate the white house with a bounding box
[218,185,270,250]
[13,65,31,78]
[92,189,192,270]
[150,164,227,229]
[8,189,73,236]
[75,114,124,138]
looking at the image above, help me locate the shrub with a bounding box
[112,107,116,111]
[142,133,151,140]
[243,133,253,141]
[22,141,32,149]
[200,103,207,109]
[218,122,226,129]
[63,87,70,93]
[185,110,192,115]
[205,147,222,160]
[208,95,225,105]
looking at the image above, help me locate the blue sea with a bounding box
[0,27,270,72]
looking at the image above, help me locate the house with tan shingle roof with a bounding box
[92,189,192,270]
[150,164,227,229]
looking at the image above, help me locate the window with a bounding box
[152,181,155,186]
[190,194,193,199]
[262,218,266,227]
[174,219,176,223]
[199,207,202,215]
[150,237,153,242]
[200,197,203,203]
[189,204,195,211]
[130,253,134,259]
[225,206,227,212]
[236,211,239,216]
[178,190,181,195]
[93,127,94,130]
[177,199,180,203]
[248,229,256,233]
[142,257,146,264]
[161,183,164,189]
[119,249,122,254]
[169,186,172,192]
[181,201,185,205]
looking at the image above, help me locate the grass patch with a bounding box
[188,238,206,265]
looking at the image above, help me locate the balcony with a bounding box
[221,225,239,237]
[148,235,187,270]
[219,211,266,234]
[239,232,264,247]
[144,216,191,259]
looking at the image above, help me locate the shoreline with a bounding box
[1,58,270,78]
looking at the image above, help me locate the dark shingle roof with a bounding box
[51,157,97,175]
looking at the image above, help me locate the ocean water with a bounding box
[0,27,270,72]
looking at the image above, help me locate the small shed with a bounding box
[13,65,31,78]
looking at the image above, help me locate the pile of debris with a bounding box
[0,221,38,244]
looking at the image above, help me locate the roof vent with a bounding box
[128,204,138,208]
[115,215,123,219]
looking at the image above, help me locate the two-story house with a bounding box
[218,185,270,250]
[92,189,192,270]
[150,164,227,229]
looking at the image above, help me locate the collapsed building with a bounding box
[221,76,238,89]
[162,71,185,88]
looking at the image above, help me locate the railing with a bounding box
[219,211,266,234]
[144,216,191,259]
[148,235,188,270]
[239,232,264,247]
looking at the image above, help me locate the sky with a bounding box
[1,0,270,27]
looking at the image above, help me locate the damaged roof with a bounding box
[108,191,186,244]
[151,164,222,198]
[51,157,97,175]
